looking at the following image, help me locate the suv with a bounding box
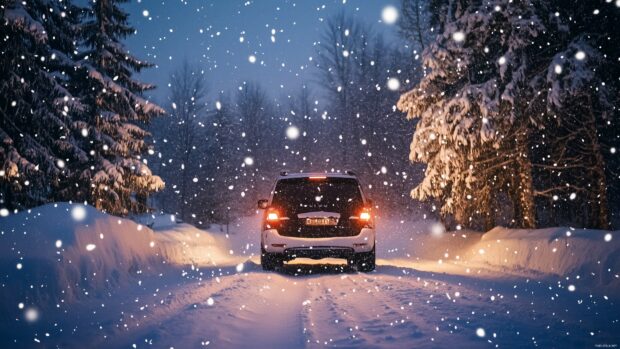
[258,171,375,272]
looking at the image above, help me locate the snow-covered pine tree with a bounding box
[1,0,87,209]
[397,0,545,229]
[73,0,164,215]
[530,0,619,229]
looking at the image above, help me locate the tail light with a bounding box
[265,210,287,229]
[359,210,371,221]
[350,208,372,227]
[267,212,279,221]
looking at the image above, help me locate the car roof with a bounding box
[277,172,357,180]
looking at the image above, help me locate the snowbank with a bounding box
[0,203,163,307]
[376,217,619,291]
[156,223,237,267]
[464,227,620,289]
[376,217,483,261]
[0,203,236,311]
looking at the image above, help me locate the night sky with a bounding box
[122,0,402,103]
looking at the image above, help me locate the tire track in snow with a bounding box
[95,270,254,348]
[116,271,310,349]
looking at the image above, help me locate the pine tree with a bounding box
[1,0,87,209]
[73,0,164,215]
[397,0,545,229]
[531,0,619,229]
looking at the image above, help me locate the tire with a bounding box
[261,246,283,271]
[350,245,375,272]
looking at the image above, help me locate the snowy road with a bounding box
[1,208,618,348]
[5,258,618,349]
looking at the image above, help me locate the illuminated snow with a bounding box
[387,78,400,91]
[24,308,39,323]
[71,205,87,221]
[452,31,465,42]
[575,50,586,60]
[381,6,399,24]
[286,126,300,140]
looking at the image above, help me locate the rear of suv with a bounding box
[258,171,375,272]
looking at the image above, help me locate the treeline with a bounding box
[0,0,163,215]
[397,0,619,230]
[149,12,422,226]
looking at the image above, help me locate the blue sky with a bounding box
[122,0,401,102]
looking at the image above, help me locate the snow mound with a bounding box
[376,217,484,260]
[377,217,619,292]
[0,203,236,312]
[465,227,620,289]
[0,203,163,307]
[155,223,236,267]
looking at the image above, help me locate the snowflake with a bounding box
[71,205,87,221]
[286,126,300,140]
[381,6,399,25]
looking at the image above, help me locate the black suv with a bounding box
[258,172,375,272]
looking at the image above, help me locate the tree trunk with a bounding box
[514,130,536,229]
[586,101,610,230]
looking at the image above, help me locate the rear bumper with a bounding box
[262,227,375,255]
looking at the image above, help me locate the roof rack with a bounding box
[279,171,288,176]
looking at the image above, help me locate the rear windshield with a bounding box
[271,177,364,215]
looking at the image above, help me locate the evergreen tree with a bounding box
[398,0,545,229]
[73,0,165,215]
[531,0,619,229]
[1,0,86,209]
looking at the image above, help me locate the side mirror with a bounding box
[257,199,269,209]
[366,198,373,207]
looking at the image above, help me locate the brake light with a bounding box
[359,211,371,221]
[267,212,279,221]
[309,176,327,180]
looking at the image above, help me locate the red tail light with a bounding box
[267,212,279,221]
[359,210,371,221]
[350,208,372,225]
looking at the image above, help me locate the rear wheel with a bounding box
[350,245,375,272]
[261,246,283,271]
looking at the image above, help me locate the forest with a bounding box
[1,0,618,231]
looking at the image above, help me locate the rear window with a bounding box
[271,177,364,215]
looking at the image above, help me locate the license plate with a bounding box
[305,217,338,226]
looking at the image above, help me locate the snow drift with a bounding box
[0,203,235,313]
[377,217,619,291]
[464,227,620,289]
[0,203,164,308]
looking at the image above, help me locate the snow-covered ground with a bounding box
[1,203,619,348]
